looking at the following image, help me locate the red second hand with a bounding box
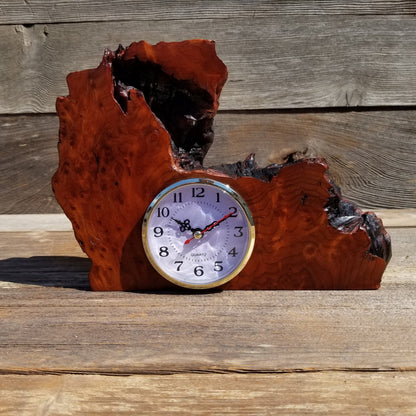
[184,211,233,245]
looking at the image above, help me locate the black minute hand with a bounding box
[184,211,233,245]
[202,211,233,234]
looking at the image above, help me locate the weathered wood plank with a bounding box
[2,0,416,24]
[1,15,416,113]
[1,372,416,415]
[0,115,58,214]
[210,111,416,209]
[1,110,415,213]
[0,281,415,373]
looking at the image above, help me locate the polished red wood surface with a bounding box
[52,40,390,290]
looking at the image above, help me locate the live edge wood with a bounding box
[52,40,391,291]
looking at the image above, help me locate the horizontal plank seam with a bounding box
[3,11,416,26]
[3,105,416,118]
[1,367,416,376]
[218,105,416,115]
[1,18,244,27]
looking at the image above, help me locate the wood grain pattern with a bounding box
[2,0,416,24]
[0,279,415,373]
[2,110,415,214]
[1,373,416,416]
[0,115,59,214]
[210,111,416,210]
[2,14,416,113]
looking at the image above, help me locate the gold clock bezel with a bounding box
[142,178,256,289]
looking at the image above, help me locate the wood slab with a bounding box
[52,41,390,290]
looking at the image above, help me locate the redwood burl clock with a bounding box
[52,39,391,291]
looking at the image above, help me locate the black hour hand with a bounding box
[171,217,195,233]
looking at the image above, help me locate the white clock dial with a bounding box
[142,178,255,289]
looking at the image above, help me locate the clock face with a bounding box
[142,178,255,289]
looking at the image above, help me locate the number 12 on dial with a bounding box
[142,178,255,289]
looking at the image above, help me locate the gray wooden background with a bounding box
[1,0,415,213]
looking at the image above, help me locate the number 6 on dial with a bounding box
[142,178,255,289]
